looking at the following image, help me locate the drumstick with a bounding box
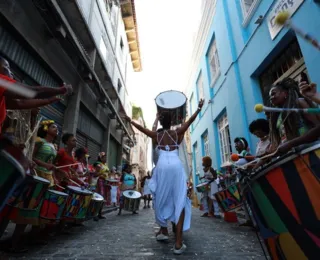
[255,104,320,114]
[275,12,320,51]
[68,178,81,187]
[24,116,43,146]
[56,184,66,190]
[234,150,278,170]
[56,163,80,169]
[230,154,256,162]
[0,77,36,98]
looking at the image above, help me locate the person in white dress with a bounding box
[123,99,204,255]
[141,171,152,208]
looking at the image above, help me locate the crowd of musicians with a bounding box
[0,56,154,254]
[1,52,320,257]
[196,75,320,226]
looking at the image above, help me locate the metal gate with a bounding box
[108,136,120,169]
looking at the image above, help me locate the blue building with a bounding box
[187,0,320,187]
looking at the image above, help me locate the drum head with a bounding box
[123,190,141,199]
[47,189,68,197]
[155,90,186,109]
[92,193,104,201]
[33,175,51,184]
[67,186,93,195]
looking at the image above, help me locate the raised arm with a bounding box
[152,113,159,131]
[176,99,204,135]
[124,115,157,138]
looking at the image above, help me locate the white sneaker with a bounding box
[173,244,187,255]
[156,233,169,241]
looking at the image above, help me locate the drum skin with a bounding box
[214,183,243,212]
[242,147,320,260]
[155,90,187,126]
[196,182,210,193]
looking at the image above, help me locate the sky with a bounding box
[128,0,202,169]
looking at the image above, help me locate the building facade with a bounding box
[0,0,142,168]
[186,0,320,188]
[130,106,148,190]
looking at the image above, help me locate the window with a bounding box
[202,131,210,156]
[189,93,194,115]
[240,0,261,24]
[193,142,200,176]
[218,114,232,165]
[259,39,305,105]
[117,79,122,93]
[207,40,220,84]
[196,72,204,100]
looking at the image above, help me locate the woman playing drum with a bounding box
[118,164,138,215]
[94,152,110,205]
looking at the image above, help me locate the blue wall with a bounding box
[189,0,320,190]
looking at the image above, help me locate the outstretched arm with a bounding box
[6,97,61,109]
[125,116,157,138]
[152,113,159,131]
[176,99,204,135]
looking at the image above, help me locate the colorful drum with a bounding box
[86,193,104,219]
[214,183,243,212]
[64,186,93,221]
[0,175,50,225]
[40,190,68,223]
[155,90,187,126]
[123,190,141,212]
[196,182,210,193]
[242,143,320,260]
[0,150,25,211]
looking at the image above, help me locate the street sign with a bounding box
[267,0,305,40]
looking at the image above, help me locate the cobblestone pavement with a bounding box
[0,206,266,260]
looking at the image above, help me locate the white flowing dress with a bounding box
[148,131,191,231]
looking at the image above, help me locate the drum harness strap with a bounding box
[157,130,179,165]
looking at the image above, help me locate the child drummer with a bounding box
[199,156,220,218]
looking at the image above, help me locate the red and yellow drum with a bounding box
[242,143,320,260]
[40,189,68,224]
[0,175,50,225]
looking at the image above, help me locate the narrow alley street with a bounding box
[1,207,265,260]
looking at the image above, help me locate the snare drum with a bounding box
[214,183,243,212]
[196,182,210,193]
[40,190,68,223]
[123,190,141,212]
[64,186,93,221]
[86,193,104,219]
[155,90,187,126]
[0,175,50,225]
[242,143,320,260]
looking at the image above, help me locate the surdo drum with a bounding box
[155,90,187,126]
[123,190,141,212]
[196,182,210,193]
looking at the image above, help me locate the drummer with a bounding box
[94,152,110,205]
[118,164,138,215]
[199,156,220,218]
[249,119,270,157]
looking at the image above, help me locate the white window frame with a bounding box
[207,40,220,86]
[218,114,232,165]
[202,132,210,156]
[240,0,262,27]
[194,142,200,176]
[196,72,204,101]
